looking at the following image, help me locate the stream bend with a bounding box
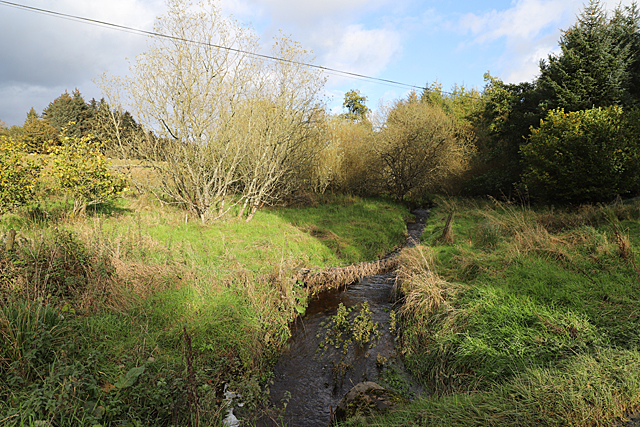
[264,209,429,427]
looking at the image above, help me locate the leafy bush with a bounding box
[521,106,640,203]
[375,96,471,201]
[318,117,377,195]
[51,135,127,215]
[0,136,42,213]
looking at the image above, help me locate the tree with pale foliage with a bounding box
[233,35,326,220]
[316,115,376,195]
[107,0,325,222]
[374,94,471,201]
[20,108,58,153]
[91,74,145,160]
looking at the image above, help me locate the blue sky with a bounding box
[0,0,635,126]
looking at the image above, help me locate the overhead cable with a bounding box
[0,0,427,92]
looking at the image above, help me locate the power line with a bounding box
[0,0,429,92]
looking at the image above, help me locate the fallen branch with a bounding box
[294,258,399,294]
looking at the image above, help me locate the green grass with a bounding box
[343,348,640,426]
[90,194,407,278]
[271,195,408,263]
[346,197,640,426]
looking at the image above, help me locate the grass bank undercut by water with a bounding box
[341,197,640,427]
[0,193,408,427]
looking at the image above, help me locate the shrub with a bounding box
[51,135,127,215]
[318,117,377,195]
[0,137,42,214]
[374,97,471,201]
[521,106,640,203]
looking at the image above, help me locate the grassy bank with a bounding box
[0,193,408,426]
[343,198,640,426]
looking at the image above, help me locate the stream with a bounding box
[261,209,429,426]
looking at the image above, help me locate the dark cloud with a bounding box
[0,0,158,125]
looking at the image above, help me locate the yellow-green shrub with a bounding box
[318,117,377,195]
[375,98,471,201]
[0,136,41,213]
[51,135,128,214]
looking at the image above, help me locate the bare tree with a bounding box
[124,0,261,222]
[236,35,326,220]
[101,0,326,222]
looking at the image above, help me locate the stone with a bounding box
[333,381,408,423]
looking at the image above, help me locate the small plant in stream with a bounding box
[388,309,397,335]
[317,303,353,356]
[316,302,381,359]
[352,302,381,349]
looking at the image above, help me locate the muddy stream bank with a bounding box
[259,209,429,426]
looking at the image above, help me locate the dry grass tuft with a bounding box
[395,246,460,321]
[107,258,185,309]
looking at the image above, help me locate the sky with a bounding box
[0,0,636,127]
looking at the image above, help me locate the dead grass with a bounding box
[395,245,461,324]
[0,211,189,315]
[108,158,161,191]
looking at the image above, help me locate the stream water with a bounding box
[262,209,429,427]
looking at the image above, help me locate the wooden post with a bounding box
[6,229,16,251]
[440,212,454,244]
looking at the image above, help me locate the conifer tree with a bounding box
[611,2,640,105]
[538,0,637,111]
[20,108,58,153]
[43,89,93,137]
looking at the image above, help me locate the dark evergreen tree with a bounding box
[464,74,543,198]
[538,0,637,111]
[610,2,640,105]
[43,89,94,137]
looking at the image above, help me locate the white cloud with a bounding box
[1,0,410,125]
[0,0,161,125]
[502,44,559,83]
[223,0,389,25]
[330,105,343,116]
[459,0,580,44]
[220,0,403,92]
[455,0,638,84]
[323,25,402,78]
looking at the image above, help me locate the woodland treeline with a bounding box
[2,0,640,221]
